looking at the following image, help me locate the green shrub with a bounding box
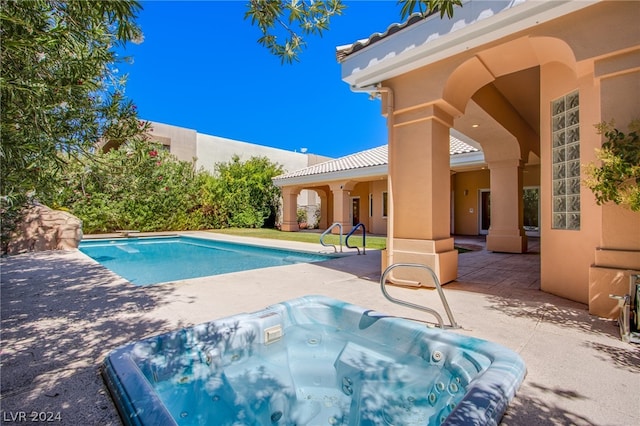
[585,120,640,212]
[51,144,283,233]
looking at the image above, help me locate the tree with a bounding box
[585,120,640,212]
[245,0,461,63]
[0,0,147,238]
[52,141,207,233]
[202,156,283,228]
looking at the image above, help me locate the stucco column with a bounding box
[280,186,301,232]
[486,159,528,253]
[317,190,329,230]
[388,105,458,284]
[329,182,355,234]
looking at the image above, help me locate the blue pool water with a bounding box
[102,296,526,426]
[79,236,331,286]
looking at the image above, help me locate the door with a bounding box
[479,189,490,235]
[351,197,360,226]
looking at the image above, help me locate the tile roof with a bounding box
[336,12,431,62]
[273,135,479,181]
[274,145,386,181]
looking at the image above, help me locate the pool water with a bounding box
[79,236,331,286]
[102,296,526,426]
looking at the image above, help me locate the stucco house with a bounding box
[273,0,640,319]
[273,130,493,235]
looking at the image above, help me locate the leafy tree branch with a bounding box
[1,0,148,243]
[1,0,146,207]
[584,120,640,212]
[244,0,462,63]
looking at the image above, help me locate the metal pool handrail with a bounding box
[380,263,460,329]
[320,222,343,253]
[345,223,366,255]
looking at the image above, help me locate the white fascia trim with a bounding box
[341,0,598,88]
[273,164,388,187]
[274,152,487,187]
[450,150,486,167]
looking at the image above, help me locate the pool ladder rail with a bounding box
[320,222,342,253]
[345,223,366,255]
[381,263,460,330]
[320,222,367,255]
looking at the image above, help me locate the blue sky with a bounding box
[118,1,404,158]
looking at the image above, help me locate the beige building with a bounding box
[274,0,640,319]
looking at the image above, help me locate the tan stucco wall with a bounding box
[367,1,639,307]
[147,121,198,162]
[588,66,640,317]
[538,61,599,304]
[350,183,369,230]
[368,179,388,235]
[343,180,389,236]
[452,165,539,236]
[453,169,490,235]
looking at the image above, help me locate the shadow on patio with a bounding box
[0,251,180,425]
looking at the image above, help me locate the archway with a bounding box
[442,36,577,254]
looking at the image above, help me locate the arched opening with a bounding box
[440,36,579,283]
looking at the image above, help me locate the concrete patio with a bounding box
[1,232,638,425]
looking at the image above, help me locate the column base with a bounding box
[280,221,300,232]
[487,229,527,253]
[384,237,458,286]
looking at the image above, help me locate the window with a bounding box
[369,193,373,217]
[382,191,388,218]
[551,91,580,230]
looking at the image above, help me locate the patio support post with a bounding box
[317,190,329,230]
[388,104,458,284]
[329,182,355,234]
[486,159,528,253]
[280,186,301,231]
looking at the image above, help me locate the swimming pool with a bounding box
[79,236,331,286]
[102,295,526,425]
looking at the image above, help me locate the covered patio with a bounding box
[277,0,640,318]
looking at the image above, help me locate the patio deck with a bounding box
[1,232,638,425]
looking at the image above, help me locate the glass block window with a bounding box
[551,91,580,230]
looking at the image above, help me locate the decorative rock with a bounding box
[6,203,83,254]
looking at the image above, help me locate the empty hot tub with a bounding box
[102,295,526,425]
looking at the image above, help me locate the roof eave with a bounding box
[273,153,487,187]
[450,151,486,169]
[273,165,388,187]
[340,0,598,88]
